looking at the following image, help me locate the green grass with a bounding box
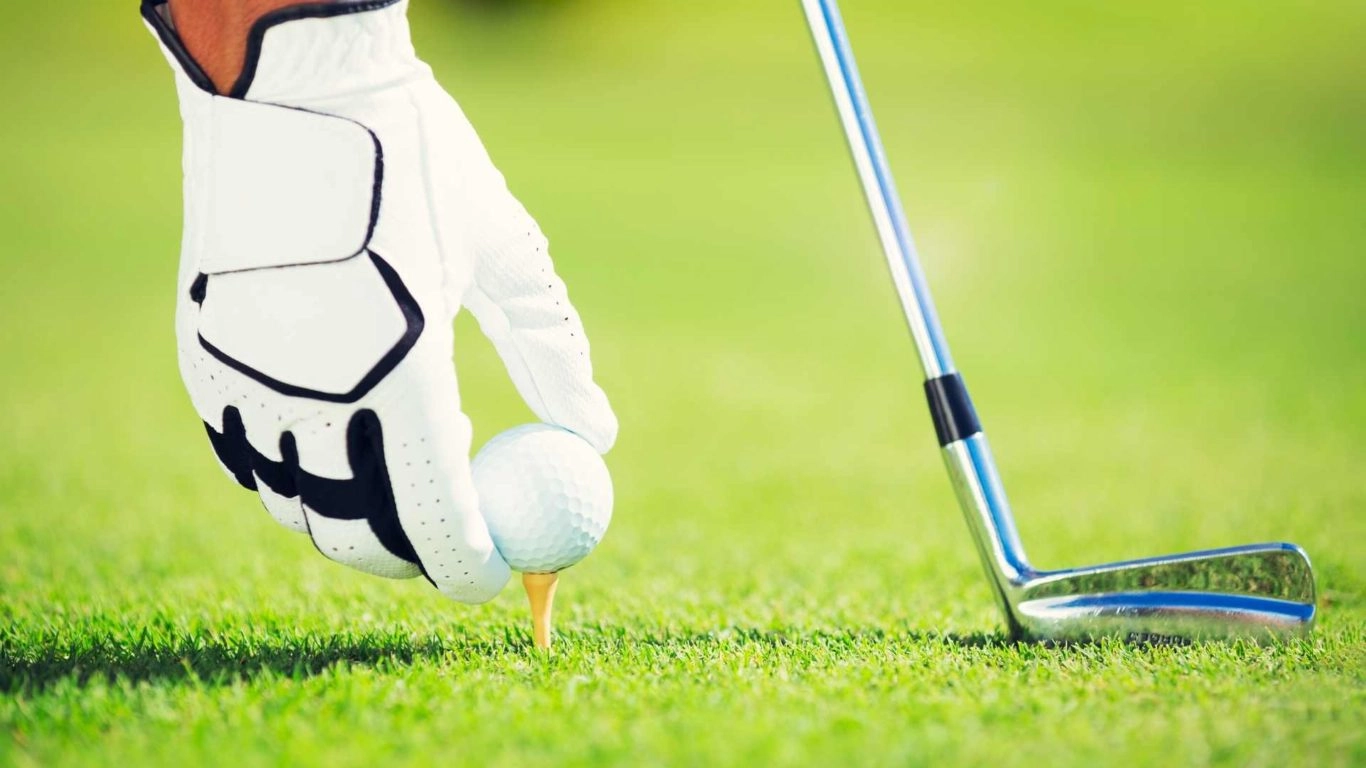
[2,0,1364,765]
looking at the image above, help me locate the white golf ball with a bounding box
[471,423,613,574]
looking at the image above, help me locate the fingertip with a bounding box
[431,551,512,605]
[562,399,618,455]
[554,413,617,455]
[589,416,618,455]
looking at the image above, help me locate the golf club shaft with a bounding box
[799,0,1033,614]
[798,0,951,380]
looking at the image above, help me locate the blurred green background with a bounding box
[1,0,1363,765]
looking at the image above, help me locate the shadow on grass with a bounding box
[0,631,479,694]
[0,624,1011,695]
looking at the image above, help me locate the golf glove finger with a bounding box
[142,0,617,603]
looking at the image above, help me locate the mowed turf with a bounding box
[1,0,1363,765]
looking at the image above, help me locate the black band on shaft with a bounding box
[924,373,982,447]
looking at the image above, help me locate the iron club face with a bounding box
[942,425,1317,643]
[944,431,1316,643]
[1012,546,1316,642]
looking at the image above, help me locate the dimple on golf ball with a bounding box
[471,423,613,574]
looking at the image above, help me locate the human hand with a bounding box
[142,0,618,602]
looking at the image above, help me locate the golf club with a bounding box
[800,0,1316,642]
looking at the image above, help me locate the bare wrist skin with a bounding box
[169,0,337,93]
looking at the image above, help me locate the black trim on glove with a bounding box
[195,251,425,404]
[139,0,404,98]
[205,406,428,575]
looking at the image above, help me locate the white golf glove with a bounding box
[142,0,617,603]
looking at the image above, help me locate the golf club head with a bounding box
[942,434,1317,643]
[1011,543,1317,643]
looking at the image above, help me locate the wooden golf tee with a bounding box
[522,572,559,650]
